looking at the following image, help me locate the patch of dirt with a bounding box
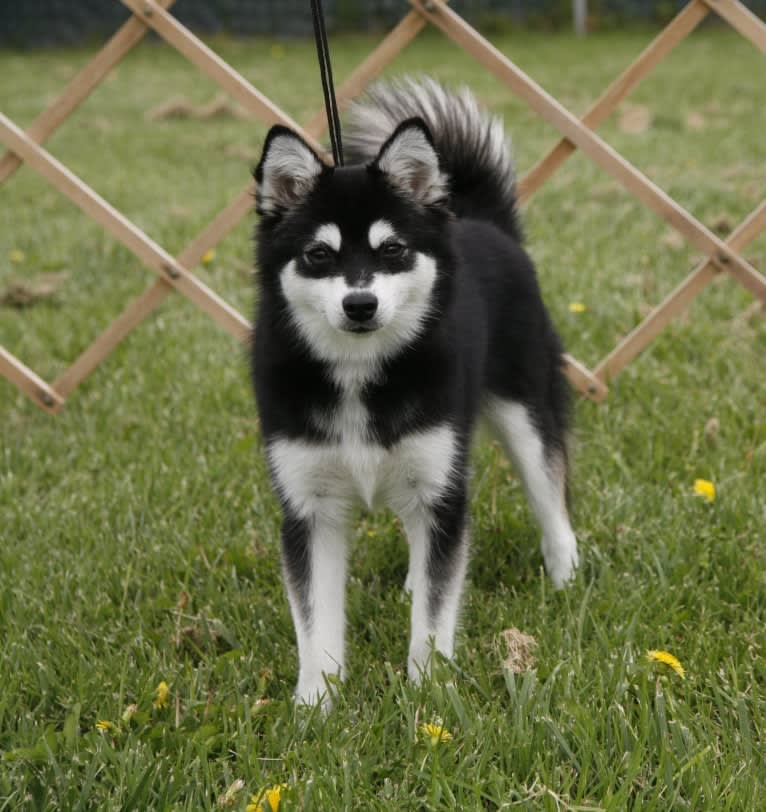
[1,272,68,308]
[704,416,720,446]
[685,111,707,131]
[660,229,686,251]
[146,94,252,122]
[618,104,652,135]
[500,627,537,673]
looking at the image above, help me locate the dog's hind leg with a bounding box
[484,396,578,588]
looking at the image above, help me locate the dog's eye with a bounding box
[304,245,333,265]
[381,241,406,260]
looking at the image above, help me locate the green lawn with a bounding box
[1,23,765,811]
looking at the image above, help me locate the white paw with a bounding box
[295,682,333,713]
[403,569,413,594]
[543,532,579,589]
[294,674,336,712]
[407,656,427,684]
[407,639,433,683]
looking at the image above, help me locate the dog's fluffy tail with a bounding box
[344,76,522,242]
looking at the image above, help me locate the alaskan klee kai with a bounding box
[252,78,578,706]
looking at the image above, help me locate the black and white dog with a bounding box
[252,78,578,706]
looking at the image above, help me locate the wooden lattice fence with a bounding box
[1,0,765,413]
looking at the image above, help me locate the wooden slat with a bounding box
[0,0,176,185]
[0,346,64,413]
[54,185,255,396]
[54,282,170,398]
[119,0,325,156]
[519,0,710,202]
[410,0,766,304]
[0,113,250,344]
[706,0,766,56]
[562,353,608,401]
[595,200,766,381]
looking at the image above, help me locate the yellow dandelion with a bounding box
[153,680,170,709]
[693,478,715,502]
[420,722,454,745]
[647,649,685,679]
[95,719,115,732]
[201,249,216,265]
[568,302,586,314]
[247,784,287,812]
[9,249,26,264]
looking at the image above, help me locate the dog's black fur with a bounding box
[251,79,575,704]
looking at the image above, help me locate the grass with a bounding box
[1,24,765,811]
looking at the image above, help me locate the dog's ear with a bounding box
[371,118,448,208]
[254,126,326,217]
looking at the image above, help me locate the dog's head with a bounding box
[254,119,453,367]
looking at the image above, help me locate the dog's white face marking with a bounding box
[368,219,396,250]
[279,251,438,378]
[313,223,341,253]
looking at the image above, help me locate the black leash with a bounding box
[310,0,344,167]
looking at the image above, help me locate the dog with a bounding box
[252,78,578,706]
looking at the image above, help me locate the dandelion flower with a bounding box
[420,722,454,745]
[202,249,216,264]
[568,302,586,314]
[647,649,685,679]
[9,249,25,264]
[153,680,170,709]
[247,784,287,812]
[95,719,115,732]
[693,479,715,502]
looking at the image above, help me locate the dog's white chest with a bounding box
[267,422,457,518]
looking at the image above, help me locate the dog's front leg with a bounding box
[402,484,469,682]
[280,504,349,708]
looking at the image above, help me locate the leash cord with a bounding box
[310,0,344,167]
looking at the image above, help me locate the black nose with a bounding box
[342,291,378,322]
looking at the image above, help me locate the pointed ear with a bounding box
[372,118,448,208]
[254,125,326,217]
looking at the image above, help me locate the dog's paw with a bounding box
[294,669,341,713]
[543,531,579,589]
[294,680,334,713]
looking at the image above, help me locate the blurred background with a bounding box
[3,0,766,45]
